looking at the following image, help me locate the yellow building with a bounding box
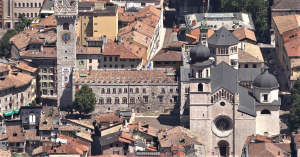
[78,2,118,45]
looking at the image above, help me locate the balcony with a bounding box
[23,121,38,126]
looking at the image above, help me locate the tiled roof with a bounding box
[15,61,38,73]
[39,116,60,130]
[189,28,200,43]
[118,12,136,22]
[95,112,122,123]
[141,15,160,28]
[0,131,8,141]
[118,21,155,38]
[76,45,87,54]
[167,41,183,47]
[121,132,135,142]
[86,37,103,41]
[238,43,264,63]
[42,142,58,153]
[0,149,11,157]
[272,0,300,10]
[76,131,93,142]
[66,119,94,129]
[38,14,57,27]
[122,40,147,59]
[158,126,201,148]
[244,134,272,147]
[232,27,257,42]
[120,31,151,48]
[282,28,300,57]
[102,41,140,59]
[151,50,182,61]
[47,143,81,155]
[118,6,124,13]
[75,69,176,83]
[138,6,161,18]
[20,47,57,58]
[32,146,43,155]
[273,14,300,34]
[248,143,289,157]
[6,126,25,143]
[274,143,291,152]
[0,66,9,73]
[59,125,81,131]
[0,72,33,90]
[25,130,40,141]
[58,134,89,152]
[10,27,39,50]
[127,152,172,157]
[139,123,158,137]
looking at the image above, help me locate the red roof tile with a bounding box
[151,50,182,61]
[282,28,300,57]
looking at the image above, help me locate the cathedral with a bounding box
[186,27,280,156]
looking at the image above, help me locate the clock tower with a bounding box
[54,0,77,108]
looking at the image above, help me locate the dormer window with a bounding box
[13,132,17,136]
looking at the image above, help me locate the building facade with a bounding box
[3,0,44,28]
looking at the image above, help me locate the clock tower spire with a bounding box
[54,0,78,108]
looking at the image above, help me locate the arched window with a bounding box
[113,88,116,94]
[118,88,122,93]
[198,83,203,91]
[211,96,213,103]
[99,97,104,104]
[129,88,133,93]
[115,97,119,104]
[122,97,127,104]
[143,88,146,93]
[124,88,127,93]
[136,107,139,113]
[135,88,139,93]
[101,88,105,94]
[130,97,135,104]
[106,97,111,104]
[261,109,271,114]
[161,88,165,93]
[106,88,110,94]
[220,102,225,106]
[63,23,69,30]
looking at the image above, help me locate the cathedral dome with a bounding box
[190,42,211,63]
[253,66,278,89]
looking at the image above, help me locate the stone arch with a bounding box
[130,97,135,104]
[261,109,271,114]
[218,140,229,156]
[122,97,127,104]
[114,97,119,104]
[106,97,111,104]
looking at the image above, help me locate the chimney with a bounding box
[78,118,81,123]
[103,35,107,44]
[40,45,43,52]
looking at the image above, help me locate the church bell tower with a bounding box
[54,0,78,107]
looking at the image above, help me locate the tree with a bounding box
[0,14,32,58]
[286,78,300,132]
[219,0,268,33]
[72,84,96,114]
[31,100,37,106]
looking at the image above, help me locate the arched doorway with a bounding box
[218,140,229,156]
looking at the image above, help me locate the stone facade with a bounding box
[55,0,78,107]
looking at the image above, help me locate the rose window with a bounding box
[215,118,230,131]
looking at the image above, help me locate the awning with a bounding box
[4,110,14,116]
[26,104,30,106]
[14,108,20,114]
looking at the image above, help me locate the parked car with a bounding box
[268,54,272,59]
[270,60,274,65]
[274,71,279,76]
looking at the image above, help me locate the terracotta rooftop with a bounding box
[137,6,161,18]
[66,119,94,129]
[141,14,160,28]
[0,72,33,91]
[158,126,201,148]
[118,6,124,13]
[273,14,300,34]
[151,50,182,61]
[14,61,38,73]
[238,43,264,63]
[271,0,300,11]
[293,133,300,149]
[75,69,176,83]
[95,112,122,123]
[47,143,81,155]
[6,126,25,143]
[248,142,289,157]
[167,41,183,47]
[25,130,40,141]
[282,28,300,57]
[10,27,39,50]
[58,125,81,131]
[139,122,158,137]
[88,155,126,157]
[0,66,9,73]
[118,12,136,22]
[32,146,43,156]
[120,30,151,48]
[274,143,291,153]
[58,134,90,152]
[102,41,140,59]
[244,134,272,147]
[20,47,57,58]
[0,131,8,141]
[38,14,57,27]
[232,27,257,42]
[118,21,155,38]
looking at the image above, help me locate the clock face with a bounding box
[62,33,70,41]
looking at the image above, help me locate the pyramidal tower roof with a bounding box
[207,26,239,46]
